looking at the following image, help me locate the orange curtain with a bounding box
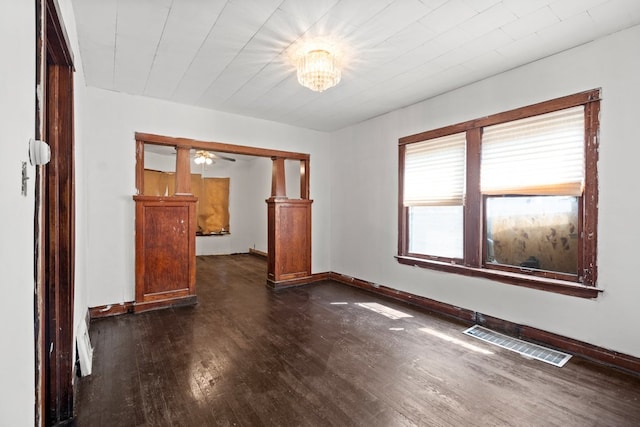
[143,169,174,196]
[199,177,230,234]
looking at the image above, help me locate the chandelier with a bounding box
[295,42,342,92]
[194,150,214,165]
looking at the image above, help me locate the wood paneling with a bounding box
[134,196,197,312]
[267,199,313,287]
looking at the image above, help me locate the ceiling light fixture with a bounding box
[294,39,342,92]
[194,150,214,165]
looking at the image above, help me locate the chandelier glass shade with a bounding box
[194,150,213,165]
[296,48,341,92]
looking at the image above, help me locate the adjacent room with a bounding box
[2,0,640,425]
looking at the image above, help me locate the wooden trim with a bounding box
[174,145,192,194]
[133,195,198,203]
[464,128,482,267]
[271,157,287,198]
[399,89,601,145]
[266,272,330,290]
[133,295,198,314]
[89,302,134,319]
[135,132,310,161]
[582,100,600,286]
[300,159,310,200]
[328,272,476,322]
[249,248,268,259]
[85,266,640,375]
[327,271,639,375]
[396,256,601,298]
[520,326,640,375]
[397,89,601,294]
[397,144,408,256]
[45,0,74,67]
[135,139,144,194]
[35,2,46,424]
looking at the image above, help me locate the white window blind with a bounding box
[404,132,466,206]
[481,106,585,196]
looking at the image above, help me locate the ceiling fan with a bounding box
[193,150,236,165]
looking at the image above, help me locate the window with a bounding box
[398,90,600,297]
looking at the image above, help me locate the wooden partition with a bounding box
[266,156,313,288]
[134,133,314,309]
[133,195,198,312]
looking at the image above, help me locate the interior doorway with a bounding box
[35,0,76,425]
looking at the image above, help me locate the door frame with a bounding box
[35,0,75,425]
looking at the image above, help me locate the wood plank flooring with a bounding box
[75,254,640,426]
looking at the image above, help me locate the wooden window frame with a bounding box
[397,89,601,299]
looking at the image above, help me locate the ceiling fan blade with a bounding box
[211,153,236,162]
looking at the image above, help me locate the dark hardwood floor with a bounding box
[76,254,640,426]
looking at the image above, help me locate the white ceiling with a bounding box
[71,0,640,132]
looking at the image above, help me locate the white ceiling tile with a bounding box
[349,0,433,46]
[549,0,610,20]
[71,0,640,131]
[588,0,640,34]
[462,3,519,38]
[495,33,554,67]
[432,26,476,49]
[462,50,507,73]
[78,40,116,90]
[536,11,598,49]
[464,28,513,54]
[143,1,228,99]
[501,6,559,40]
[317,0,394,35]
[432,46,475,70]
[502,0,553,18]
[461,0,502,13]
[113,39,157,95]
[419,0,478,34]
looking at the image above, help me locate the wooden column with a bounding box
[266,157,313,289]
[300,159,309,200]
[175,145,192,195]
[271,157,287,199]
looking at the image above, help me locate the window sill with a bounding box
[395,255,602,299]
[196,232,230,237]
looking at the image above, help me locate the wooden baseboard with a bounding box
[87,263,640,375]
[266,272,331,290]
[89,302,134,319]
[327,271,640,375]
[328,272,476,322]
[133,295,198,313]
[249,248,268,259]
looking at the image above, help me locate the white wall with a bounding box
[330,24,640,358]
[194,157,269,256]
[80,87,331,307]
[0,2,36,424]
[245,156,273,253]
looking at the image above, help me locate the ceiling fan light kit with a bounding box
[194,150,214,165]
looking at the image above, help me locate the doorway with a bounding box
[35,0,76,425]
